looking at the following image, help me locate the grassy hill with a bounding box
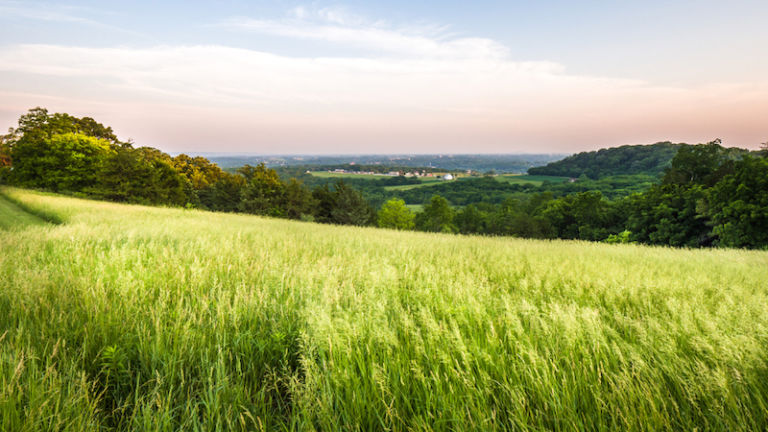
[2,187,768,431]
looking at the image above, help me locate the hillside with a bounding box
[2,187,768,431]
[528,142,683,178]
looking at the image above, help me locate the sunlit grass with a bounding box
[494,174,570,186]
[0,192,47,230]
[1,186,767,431]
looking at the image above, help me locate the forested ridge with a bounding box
[2,108,767,248]
[527,142,729,178]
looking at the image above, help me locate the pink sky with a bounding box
[1,5,766,153]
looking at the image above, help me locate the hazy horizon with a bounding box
[2,0,767,154]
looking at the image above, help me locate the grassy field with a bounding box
[308,171,446,191]
[0,192,50,230]
[382,178,444,191]
[2,187,768,431]
[309,171,387,179]
[495,174,570,186]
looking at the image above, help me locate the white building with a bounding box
[443,174,454,180]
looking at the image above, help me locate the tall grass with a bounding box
[1,186,767,431]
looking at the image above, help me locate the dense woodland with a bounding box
[528,142,685,178]
[2,108,767,248]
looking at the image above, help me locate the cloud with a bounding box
[0,0,147,39]
[1,5,767,152]
[216,7,508,60]
[0,0,99,23]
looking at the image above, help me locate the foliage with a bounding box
[415,195,457,233]
[284,178,317,220]
[377,198,415,230]
[171,154,226,190]
[708,156,768,248]
[3,108,768,249]
[238,163,287,216]
[626,184,711,247]
[528,142,683,178]
[605,230,633,244]
[10,132,115,191]
[329,181,375,226]
[88,146,190,205]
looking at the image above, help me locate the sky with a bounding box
[1,0,767,154]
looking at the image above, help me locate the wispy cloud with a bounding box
[216,6,508,60]
[0,0,148,39]
[1,6,767,151]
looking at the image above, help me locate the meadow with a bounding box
[494,175,570,186]
[1,187,768,431]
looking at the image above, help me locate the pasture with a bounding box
[494,174,570,186]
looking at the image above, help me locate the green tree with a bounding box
[284,178,317,220]
[10,132,115,191]
[708,156,768,248]
[331,181,374,226]
[90,146,190,206]
[197,173,245,212]
[541,191,610,240]
[415,195,457,233]
[172,154,226,190]
[625,184,711,247]
[238,163,286,216]
[377,198,415,230]
[0,132,11,183]
[662,139,737,187]
[311,184,337,223]
[455,204,488,234]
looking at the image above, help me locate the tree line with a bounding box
[401,140,768,249]
[0,108,375,225]
[2,108,766,249]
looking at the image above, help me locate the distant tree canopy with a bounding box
[415,195,457,233]
[2,108,767,249]
[528,142,685,179]
[377,198,415,230]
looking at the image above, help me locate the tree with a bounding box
[89,146,190,206]
[172,154,226,190]
[540,191,610,240]
[415,195,457,233]
[455,204,488,234]
[759,141,768,158]
[330,181,374,226]
[284,178,316,220]
[238,163,286,216]
[377,198,415,230]
[0,132,11,183]
[10,132,115,191]
[311,184,337,223]
[197,173,245,212]
[625,184,711,247]
[708,156,768,248]
[662,139,737,187]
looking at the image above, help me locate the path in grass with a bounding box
[0,192,48,230]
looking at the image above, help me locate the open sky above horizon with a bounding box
[1,0,767,154]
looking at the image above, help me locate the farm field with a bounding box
[309,171,393,179]
[382,178,444,191]
[495,174,570,186]
[2,187,768,431]
[308,171,446,190]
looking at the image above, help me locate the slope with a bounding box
[1,187,768,431]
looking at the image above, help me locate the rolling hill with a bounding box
[2,187,768,431]
[527,142,683,179]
